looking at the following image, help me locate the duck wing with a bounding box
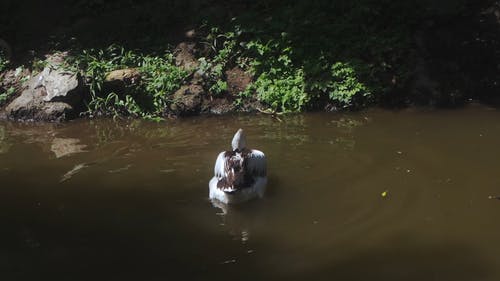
[245,149,267,177]
[214,151,244,191]
[214,151,227,178]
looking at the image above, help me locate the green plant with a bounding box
[327,62,371,108]
[240,33,311,112]
[68,45,187,118]
[209,80,227,95]
[252,68,308,113]
[31,58,47,74]
[139,54,188,113]
[0,86,15,106]
[198,26,242,96]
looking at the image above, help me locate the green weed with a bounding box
[0,86,15,106]
[67,45,187,118]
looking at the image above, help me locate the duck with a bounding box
[209,128,267,204]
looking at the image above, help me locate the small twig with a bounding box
[256,107,283,122]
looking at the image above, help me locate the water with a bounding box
[1,105,500,280]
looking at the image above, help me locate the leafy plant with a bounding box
[327,62,371,108]
[198,27,241,96]
[31,58,48,74]
[252,68,308,113]
[140,54,188,112]
[67,45,187,118]
[0,86,15,106]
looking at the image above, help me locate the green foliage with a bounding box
[199,17,378,111]
[0,86,15,106]
[25,0,435,117]
[242,33,312,112]
[199,26,240,96]
[31,58,48,74]
[67,45,140,97]
[67,45,188,118]
[252,68,308,113]
[327,62,370,107]
[199,0,420,111]
[209,80,227,95]
[140,54,188,113]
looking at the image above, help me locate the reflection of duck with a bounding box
[209,129,267,204]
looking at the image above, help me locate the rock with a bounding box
[5,84,75,122]
[174,42,199,70]
[104,68,141,94]
[0,67,31,106]
[45,52,67,66]
[105,68,141,86]
[201,97,236,115]
[39,67,82,103]
[185,29,197,39]
[4,60,84,121]
[170,84,204,116]
[0,68,30,89]
[225,67,252,95]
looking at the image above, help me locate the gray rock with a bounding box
[40,66,81,101]
[4,63,84,121]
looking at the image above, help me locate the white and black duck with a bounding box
[209,129,267,204]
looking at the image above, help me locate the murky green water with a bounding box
[1,105,500,280]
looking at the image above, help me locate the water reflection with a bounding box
[60,163,92,182]
[51,138,87,158]
[0,125,12,154]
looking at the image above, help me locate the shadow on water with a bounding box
[280,237,491,281]
[1,191,491,281]
[0,188,225,280]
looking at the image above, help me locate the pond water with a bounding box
[1,105,500,281]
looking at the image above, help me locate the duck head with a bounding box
[231,129,247,151]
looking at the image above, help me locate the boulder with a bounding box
[0,67,31,107]
[201,97,236,115]
[4,60,84,121]
[174,42,199,70]
[39,66,82,104]
[169,84,204,116]
[5,82,75,122]
[0,67,30,91]
[105,68,141,87]
[225,67,252,95]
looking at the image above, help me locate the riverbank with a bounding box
[1,0,500,121]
